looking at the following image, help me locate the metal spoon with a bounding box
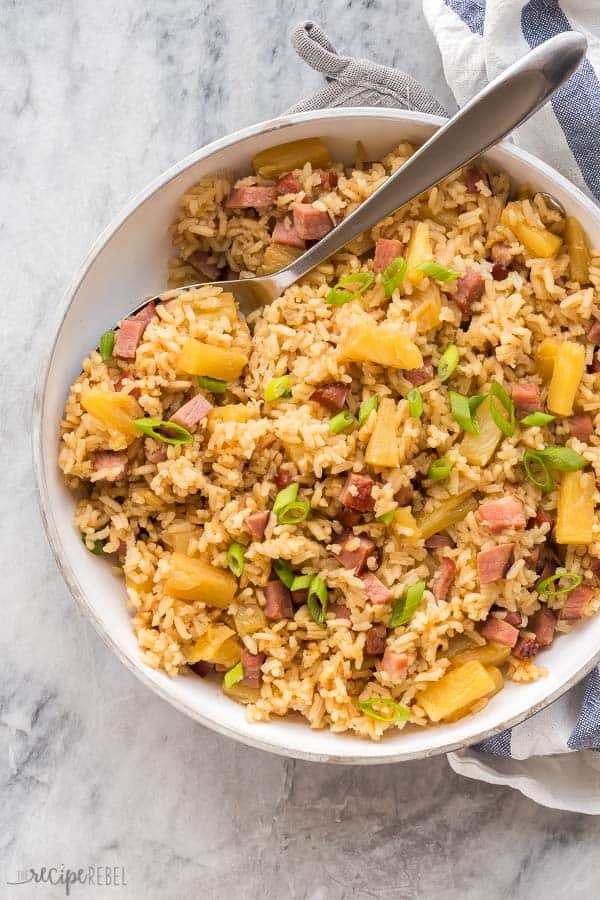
[136,31,586,318]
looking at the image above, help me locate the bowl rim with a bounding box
[33,106,600,764]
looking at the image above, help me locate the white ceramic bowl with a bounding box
[34,109,600,764]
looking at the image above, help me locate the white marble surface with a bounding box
[3,1,600,897]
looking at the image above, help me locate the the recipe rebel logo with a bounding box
[6,865,127,894]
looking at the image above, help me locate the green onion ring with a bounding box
[357,697,410,723]
[226,542,245,577]
[536,572,583,595]
[307,576,328,624]
[132,418,193,445]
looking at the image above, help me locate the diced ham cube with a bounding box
[339,508,361,528]
[361,573,393,605]
[590,558,600,578]
[114,318,146,359]
[559,584,593,620]
[240,650,265,688]
[246,510,270,541]
[424,533,455,550]
[567,413,593,442]
[332,531,375,575]
[373,238,404,274]
[274,173,303,195]
[466,166,490,194]
[430,556,456,601]
[512,638,539,660]
[291,587,309,606]
[525,547,541,571]
[225,186,276,209]
[169,394,213,430]
[329,603,351,620]
[114,370,140,398]
[339,473,375,512]
[502,610,523,627]
[403,356,434,386]
[293,203,333,240]
[453,269,485,313]
[271,219,306,249]
[275,468,293,490]
[144,438,167,464]
[592,351,600,374]
[224,267,239,281]
[492,263,509,281]
[191,660,214,677]
[530,606,556,647]
[320,170,339,191]
[187,250,220,279]
[477,497,526,533]
[531,511,554,530]
[511,383,542,415]
[310,381,350,411]
[263,580,293,620]
[586,321,600,344]
[381,649,409,680]
[134,301,158,329]
[477,543,516,584]
[479,616,519,647]
[93,450,128,479]
[365,624,387,656]
[491,241,514,267]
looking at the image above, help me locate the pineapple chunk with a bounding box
[339,320,423,370]
[252,137,331,179]
[486,665,504,696]
[161,523,200,554]
[411,282,442,333]
[547,340,585,416]
[419,661,496,723]
[443,665,504,722]
[365,397,400,467]
[188,623,242,667]
[393,506,420,540]
[234,604,267,636]
[417,490,477,541]
[535,337,561,381]
[501,202,562,258]
[207,404,256,433]
[461,398,502,467]
[556,471,595,545]
[261,243,303,275]
[451,642,511,668]
[165,553,237,607]
[224,682,260,704]
[178,339,248,381]
[196,292,237,324]
[81,389,143,442]
[564,216,591,284]
[406,221,431,285]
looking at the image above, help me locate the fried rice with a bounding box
[58,138,600,740]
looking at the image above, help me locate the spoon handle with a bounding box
[273,31,586,293]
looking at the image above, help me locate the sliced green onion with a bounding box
[407,387,423,419]
[226,542,245,577]
[265,375,291,402]
[197,375,227,393]
[329,410,355,434]
[307,576,328,624]
[357,697,410,723]
[381,256,408,296]
[428,457,453,481]
[132,418,193,445]
[273,559,294,588]
[449,392,480,435]
[536,572,583,596]
[82,534,105,555]
[277,501,310,525]
[437,344,460,382]
[290,574,313,592]
[536,446,588,472]
[358,395,379,426]
[489,380,516,437]
[99,330,115,361]
[520,412,555,427]
[223,661,244,690]
[389,580,427,628]
[326,272,375,306]
[272,483,298,517]
[378,509,396,526]
[415,260,460,282]
[523,451,554,493]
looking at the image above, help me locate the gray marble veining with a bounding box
[2,1,600,897]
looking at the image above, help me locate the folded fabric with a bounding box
[289,16,600,813]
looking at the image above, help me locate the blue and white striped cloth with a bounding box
[422,0,600,811]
